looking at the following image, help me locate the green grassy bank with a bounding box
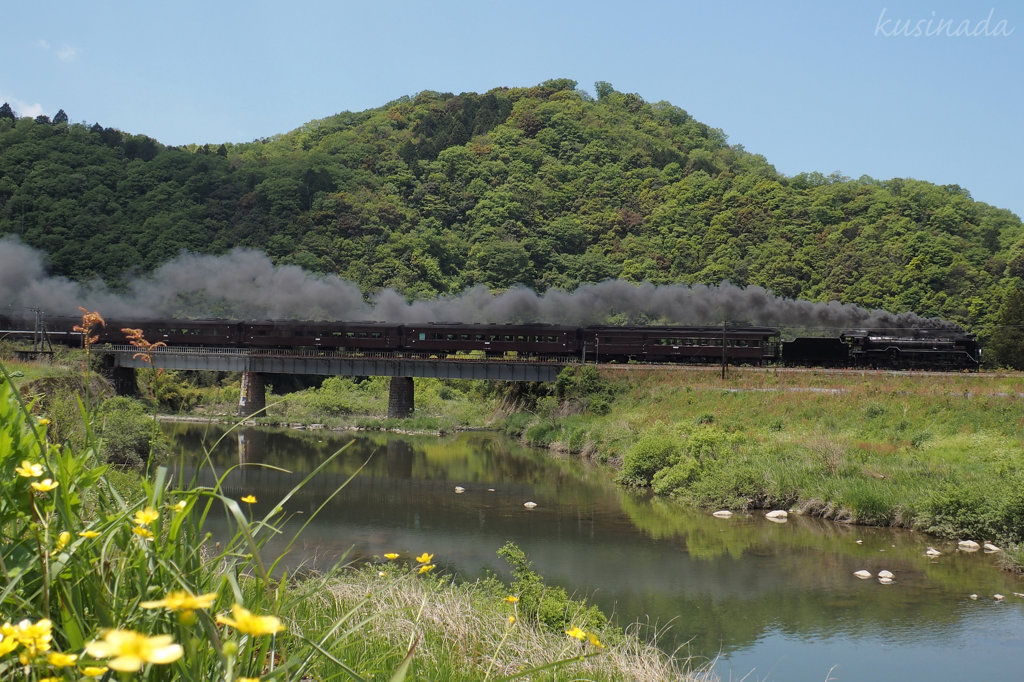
[507,365,1024,568]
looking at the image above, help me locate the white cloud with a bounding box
[36,39,79,63]
[0,91,46,119]
[57,45,79,63]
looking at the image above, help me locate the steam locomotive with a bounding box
[0,313,981,371]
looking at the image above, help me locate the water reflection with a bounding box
[165,423,1024,681]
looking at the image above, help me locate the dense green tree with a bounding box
[987,287,1024,369]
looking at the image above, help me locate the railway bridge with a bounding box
[103,346,571,418]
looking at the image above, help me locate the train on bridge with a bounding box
[0,313,981,371]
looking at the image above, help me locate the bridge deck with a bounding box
[105,346,572,381]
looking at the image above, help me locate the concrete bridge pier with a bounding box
[388,376,414,418]
[239,371,266,417]
[111,366,139,397]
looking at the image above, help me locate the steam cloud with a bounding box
[0,237,954,332]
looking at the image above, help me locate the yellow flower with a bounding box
[240,494,257,504]
[384,552,400,560]
[0,635,18,657]
[133,507,159,526]
[47,651,78,666]
[79,530,101,538]
[587,632,605,648]
[81,666,109,677]
[31,478,59,492]
[565,625,586,641]
[85,629,183,672]
[415,552,433,564]
[132,526,154,540]
[171,500,187,512]
[3,618,53,655]
[140,590,217,613]
[418,564,435,574]
[37,418,51,426]
[15,460,43,478]
[51,531,71,555]
[215,604,285,636]
[508,615,516,624]
[503,595,519,603]
[238,678,261,682]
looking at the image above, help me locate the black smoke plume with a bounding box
[0,237,955,332]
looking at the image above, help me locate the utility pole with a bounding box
[31,308,53,355]
[721,320,727,380]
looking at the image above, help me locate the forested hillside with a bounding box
[2,80,1023,359]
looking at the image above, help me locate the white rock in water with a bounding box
[878,570,894,579]
[854,570,872,579]
[855,539,863,544]
[969,594,979,600]
[523,501,538,509]
[994,594,1005,601]
[958,540,980,551]
[878,576,894,585]
[454,486,466,494]
[765,510,788,520]
[983,542,1002,553]
[712,510,734,518]
[925,547,942,557]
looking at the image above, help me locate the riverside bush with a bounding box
[497,541,608,635]
[651,456,700,496]
[619,422,680,485]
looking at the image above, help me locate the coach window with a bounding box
[418,332,426,341]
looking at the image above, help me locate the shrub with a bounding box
[921,480,1002,540]
[96,396,166,467]
[497,541,607,634]
[687,459,768,509]
[619,422,680,486]
[523,420,561,447]
[651,455,700,496]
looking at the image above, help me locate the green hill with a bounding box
[1,79,1022,353]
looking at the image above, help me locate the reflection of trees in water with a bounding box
[165,422,1024,663]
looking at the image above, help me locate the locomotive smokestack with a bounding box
[0,238,957,332]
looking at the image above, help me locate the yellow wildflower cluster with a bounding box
[416,552,435,574]
[565,625,604,648]
[0,617,53,663]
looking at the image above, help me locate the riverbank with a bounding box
[0,363,709,681]
[507,365,1024,569]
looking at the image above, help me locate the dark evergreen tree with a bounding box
[0,102,14,120]
[53,109,69,124]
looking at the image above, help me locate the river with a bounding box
[165,422,1024,681]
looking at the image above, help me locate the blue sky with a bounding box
[2,1,1021,218]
